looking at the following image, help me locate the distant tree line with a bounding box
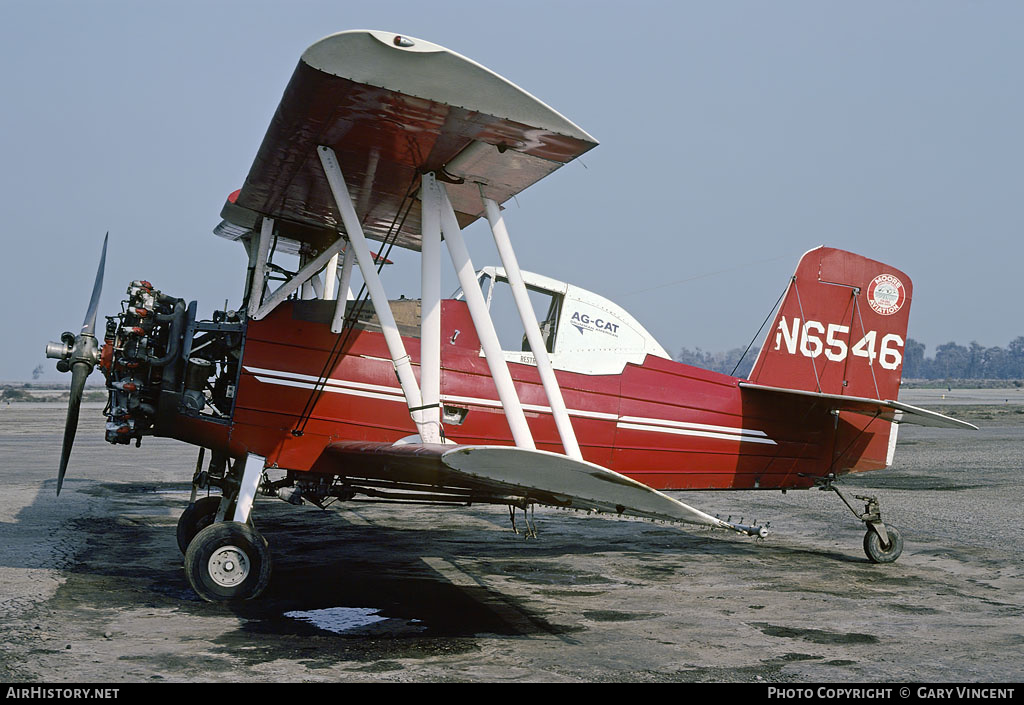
[902,337,1024,380]
[677,336,1024,380]
[0,385,34,402]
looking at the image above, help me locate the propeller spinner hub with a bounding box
[45,333,75,367]
[46,331,100,373]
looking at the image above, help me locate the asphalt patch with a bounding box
[751,623,879,645]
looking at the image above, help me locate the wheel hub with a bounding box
[208,545,250,587]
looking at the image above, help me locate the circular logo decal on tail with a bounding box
[867,274,905,316]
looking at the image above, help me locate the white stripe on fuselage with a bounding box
[616,421,777,445]
[244,366,776,445]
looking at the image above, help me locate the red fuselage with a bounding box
[178,298,893,491]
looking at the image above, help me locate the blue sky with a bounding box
[3,1,1021,381]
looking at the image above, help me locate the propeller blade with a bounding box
[56,361,90,496]
[80,233,108,337]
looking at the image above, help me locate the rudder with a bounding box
[748,246,912,401]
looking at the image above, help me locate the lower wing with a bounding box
[314,441,766,536]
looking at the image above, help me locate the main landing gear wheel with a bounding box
[864,524,903,564]
[184,521,271,602]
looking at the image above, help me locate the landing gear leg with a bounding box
[182,453,272,601]
[231,453,265,524]
[826,482,904,564]
[177,451,248,555]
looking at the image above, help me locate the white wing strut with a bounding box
[246,217,274,318]
[308,148,585,456]
[323,252,339,300]
[419,173,444,442]
[437,182,536,450]
[330,247,356,333]
[253,236,348,318]
[317,145,431,439]
[482,194,582,460]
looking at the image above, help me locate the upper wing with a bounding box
[738,381,978,430]
[316,441,763,534]
[221,30,598,254]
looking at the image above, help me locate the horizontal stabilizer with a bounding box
[321,441,764,535]
[738,382,978,430]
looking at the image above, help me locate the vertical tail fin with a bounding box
[748,247,912,401]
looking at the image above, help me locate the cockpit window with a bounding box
[476,272,562,354]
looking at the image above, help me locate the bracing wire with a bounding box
[291,176,420,436]
[730,279,790,377]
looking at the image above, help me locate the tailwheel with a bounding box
[824,481,905,564]
[184,521,271,602]
[864,524,903,564]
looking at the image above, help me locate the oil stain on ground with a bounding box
[751,623,879,645]
[44,487,581,672]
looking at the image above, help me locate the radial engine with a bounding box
[99,280,243,445]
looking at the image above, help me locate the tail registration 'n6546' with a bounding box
[749,247,912,401]
[773,317,904,370]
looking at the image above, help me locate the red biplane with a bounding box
[47,30,974,601]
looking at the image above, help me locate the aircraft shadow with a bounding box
[11,478,862,659]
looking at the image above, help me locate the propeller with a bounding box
[45,233,108,495]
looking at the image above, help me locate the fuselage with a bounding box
[211,298,892,491]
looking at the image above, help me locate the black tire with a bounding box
[176,496,228,555]
[184,521,271,602]
[864,524,903,564]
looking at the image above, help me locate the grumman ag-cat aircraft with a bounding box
[46,30,974,601]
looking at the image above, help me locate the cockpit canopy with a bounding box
[464,267,670,375]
